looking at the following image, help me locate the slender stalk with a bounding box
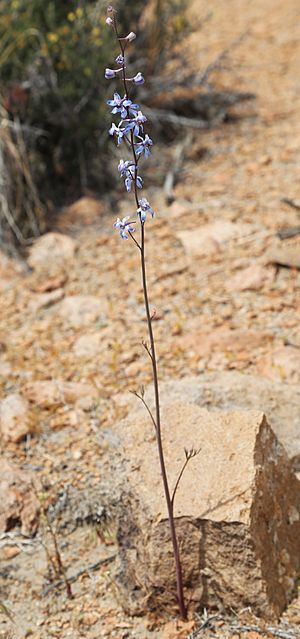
[139,223,187,619]
[108,8,187,618]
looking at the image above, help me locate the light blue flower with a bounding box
[113,216,135,239]
[137,198,154,222]
[135,134,153,158]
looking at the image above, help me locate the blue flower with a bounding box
[133,72,145,85]
[109,122,126,145]
[137,198,154,222]
[107,94,139,119]
[113,216,135,239]
[118,160,143,192]
[115,54,124,65]
[135,133,153,158]
[131,110,147,136]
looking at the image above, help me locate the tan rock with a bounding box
[57,196,104,229]
[73,332,103,358]
[118,371,300,469]
[0,393,32,443]
[257,346,300,384]
[28,233,77,270]
[177,222,252,257]
[59,295,105,327]
[226,264,275,292]
[3,545,21,560]
[114,403,300,618]
[267,244,300,269]
[0,461,40,535]
[23,380,98,409]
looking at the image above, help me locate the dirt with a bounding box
[1,0,300,637]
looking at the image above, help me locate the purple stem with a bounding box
[111,12,187,620]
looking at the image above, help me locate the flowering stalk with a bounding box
[105,6,187,620]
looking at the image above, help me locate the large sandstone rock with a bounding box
[114,403,300,618]
[0,461,40,535]
[118,371,300,468]
[0,393,32,443]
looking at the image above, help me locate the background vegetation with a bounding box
[0,0,189,246]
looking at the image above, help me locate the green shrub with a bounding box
[0,0,190,239]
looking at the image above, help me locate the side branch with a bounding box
[171,448,201,507]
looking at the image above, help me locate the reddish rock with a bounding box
[226,264,275,292]
[59,295,105,327]
[114,403,300,618]
[0,393,32,443]
[23,379,98,409]
[177,327,272,359]
[0,461,40,535]
[28,233,77,270]
[257,346,300,384]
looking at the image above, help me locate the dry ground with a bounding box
[1,0,300,637]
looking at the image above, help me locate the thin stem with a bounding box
[111,12,187,619]
[131,391,157,432]
[171,458,190,507]
[140,224,187,620]
[128,230,141,250]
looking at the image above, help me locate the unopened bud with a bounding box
[133,72,144,85]
[105,68,116,79]
[126,32,136,42]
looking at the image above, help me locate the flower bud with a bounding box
[126,31,136,42]
[133,72,145,85]
[105,68,116,79]
[106,17,113,26]
[107,5,115,13]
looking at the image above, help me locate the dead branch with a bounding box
[164,133,193,204]
[41,554,116,597]
[277,226,300,240]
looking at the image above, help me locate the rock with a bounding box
[0,461,40,535]
[257,346,300,384]
[56,196,104,229]
[28,233,77,270]
[23,380,98,409]
[177,328,272,359]
[73,332,103,358]
[226,264,275,292]
[117,371,300,469]
[3,545,21,560]
[114,403,300,618]
[0,393,32,443]
[177,222,252,257]
[29,288,64,313]
[0,358,12,377]
[59,295,105,327]
[267,244,300,269]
